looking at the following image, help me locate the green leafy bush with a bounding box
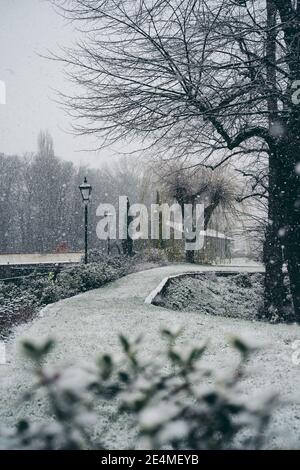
[1,330,276,450]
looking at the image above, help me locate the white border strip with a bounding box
[145,271,206,305]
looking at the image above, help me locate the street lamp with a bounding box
[79,177,92,264]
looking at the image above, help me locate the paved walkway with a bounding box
[0,264,299,449]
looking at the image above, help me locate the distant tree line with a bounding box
[0,131,146,254]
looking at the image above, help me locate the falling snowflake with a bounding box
[270,121,286,138]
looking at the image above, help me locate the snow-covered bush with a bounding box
[39,283,65,305]
[22,275,55,300]
[0,282,38,339]
[0,330,276,449]
[83,248,110,264]
[233,273,255,289]
[137,248,169,265]
[165,244,184,262]
[57,257,130,294]
[54,269,84,297]
[0,257,131,338]
[159,273,264,321]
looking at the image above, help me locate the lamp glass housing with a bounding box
[79,177,92,202]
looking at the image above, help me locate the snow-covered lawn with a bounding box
[0,264,300,449]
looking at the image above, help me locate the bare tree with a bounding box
[0,154,23,252]
[51,0,300,321]
[158,161,243,262]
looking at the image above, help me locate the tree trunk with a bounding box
[262,0,289,321]
[262,148,287,321]
[185,249,195,263]
[286,245,300,320]
[266,132,300,322]
[280,116,300,321]
[122,197,134,256]
[156,191,165,250]
[273,0,300,322]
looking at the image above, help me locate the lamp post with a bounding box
[79,177,92,264]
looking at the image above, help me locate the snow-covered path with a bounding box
[1,263,300,449]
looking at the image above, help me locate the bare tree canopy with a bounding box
[51,1,295,153]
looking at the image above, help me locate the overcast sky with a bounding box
[0,0,118,168]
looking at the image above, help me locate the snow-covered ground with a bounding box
[0,264,300,449]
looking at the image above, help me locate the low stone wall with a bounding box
[0,263,77,281]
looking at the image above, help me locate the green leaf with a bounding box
[22,339,55,361]
[118,371,130,383]
[168,349,183,365]
[187,345,207,365]
[16,419,29,434]
[22,341,38,357]
[230,337,254,359]
[41,339,55,356]
[98,354,113,380]
[119,335,131,353]
[203,391,218,405]
[161,327,181,340]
